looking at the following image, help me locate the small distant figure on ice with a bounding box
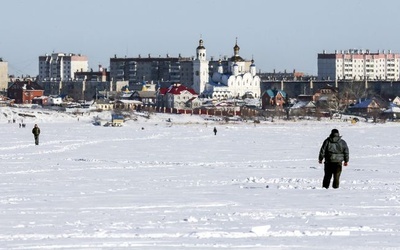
[32,124,41,145]
[318,129,349,189]
[213,127,217,135]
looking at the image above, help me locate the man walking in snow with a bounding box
[213,127,217,135]
[318,129,349,189]
[32,124,41,145]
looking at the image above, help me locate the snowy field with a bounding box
[1,107,400,249]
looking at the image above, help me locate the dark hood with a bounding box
[329,133,341,143]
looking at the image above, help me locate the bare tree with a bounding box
[341,81,368,104]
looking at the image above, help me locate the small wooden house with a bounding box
[391,96,400,106]
[261,89,287,109]
[290,100,317,116]
[348,98,386,116]
[94,100,114,111]
[157,83,198,109]
[313,85,338,102]
[114,100,142,111]
[7,80,44,104]
[111,114,124,127]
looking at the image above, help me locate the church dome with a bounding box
[230,55,244,62]
[231,38,243,62]
[197,39,205,50]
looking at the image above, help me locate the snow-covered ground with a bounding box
[1,107,400,249]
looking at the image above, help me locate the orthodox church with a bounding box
[192,38,261,100]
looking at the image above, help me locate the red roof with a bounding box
[159,84,197,95]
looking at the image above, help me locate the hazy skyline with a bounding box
[1,0,400,77]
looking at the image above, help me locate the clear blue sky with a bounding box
[1,0,399,77]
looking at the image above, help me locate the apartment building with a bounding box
[109,54,192,83]
[74,65,110,82]
[38,53,89,81]
[318,49,400,81]
[0,58,8,92]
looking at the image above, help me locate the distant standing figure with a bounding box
[32,124,41,145]
[213,127,217,135]
[318,129,349,189]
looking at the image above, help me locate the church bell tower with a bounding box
[192,38,209,95]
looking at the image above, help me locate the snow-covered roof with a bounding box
[121,92,133,98]
[384,106,400,113]
[116,100,142,104]
[291,101,315,109]
[32,96,47,100]
[318,96,329,101]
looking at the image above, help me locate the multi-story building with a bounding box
[38,53,88,81]
[109,54,192,83]
[74,65,110,82]
[318,49,400,81]
[179,59,195,86]
[0,58,8,92]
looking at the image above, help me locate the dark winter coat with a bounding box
[319,133,349,163]
[32,127,40,136]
